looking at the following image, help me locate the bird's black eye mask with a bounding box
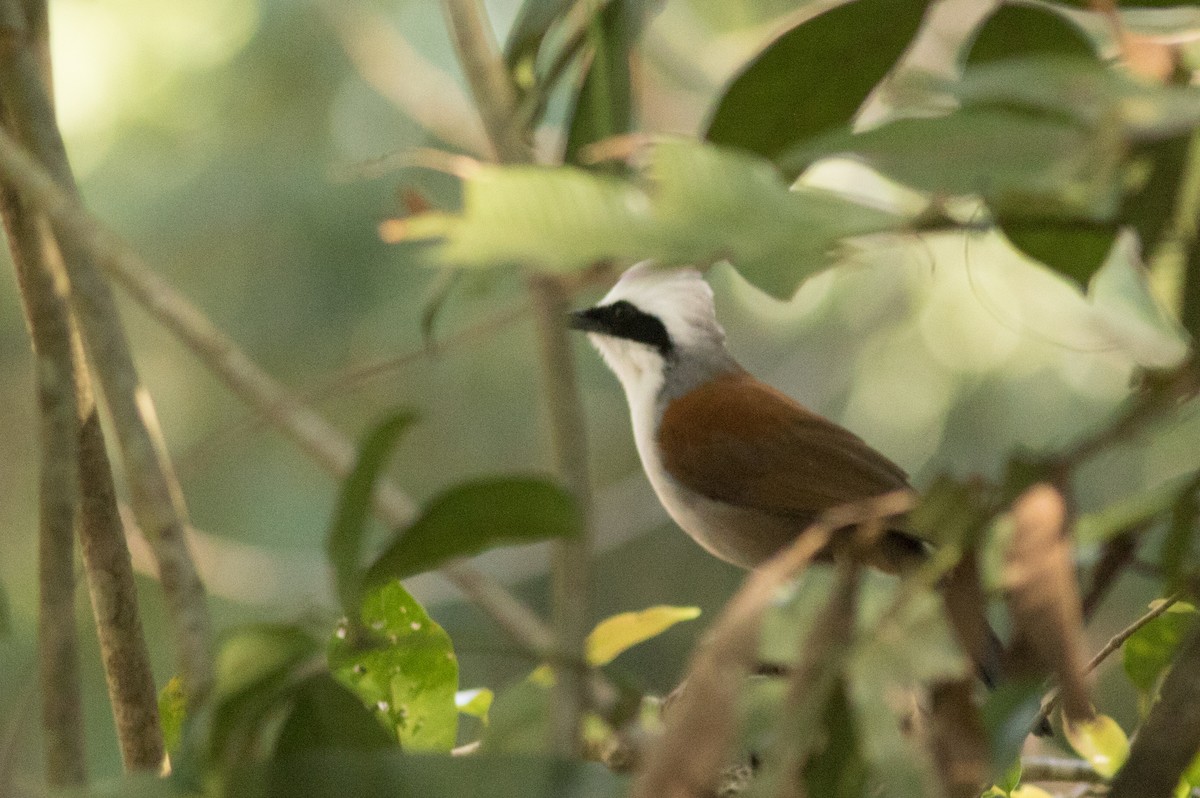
[568,300,674,358]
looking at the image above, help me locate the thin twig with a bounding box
[0,0,214,708]
[0,108,559,666]
[1033,592,1183,732]
[175,301,530,478]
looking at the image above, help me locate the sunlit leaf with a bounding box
[586,605,700,667]
[329,581,458,751]
[456,688,494,725]
[328,412,418,614]
[1065,713,1130,778]
[704,0,931,167]
[274,673,396,757]
[395,139,908,298]
[364,477,579,585]
[158,676,186,755]
[1123,600,1197,695]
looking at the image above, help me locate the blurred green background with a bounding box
[0,0,1193,784]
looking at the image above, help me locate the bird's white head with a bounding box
[569,262,736,402]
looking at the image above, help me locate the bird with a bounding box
[569,261,1002,684]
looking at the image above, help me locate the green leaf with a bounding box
[803,682,869,798]
[327,411,418,614]
[481,678,551,754]
[504,0,580,76]
[329,581,459,751]
[563,1,635,164]
[704,0,932,168]
[784,106,1121,221]
[998,220,1117,289]
[274,673,396,758]
[1076,471,1199,544]
[1064,713,1129,778]
[1122,134,1193,258]
[158,676,186,755]
[965,4,1098,65]
[365,477,578,585]
[206,624,323,769]
[1122,600,1198,695]
[398,139,906,298]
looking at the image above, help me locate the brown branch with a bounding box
[1033,593,1182,733]
[1081,531,1142,622]
[0,0,214,707]
[0,128,87,788]
[1110,615,1200,798]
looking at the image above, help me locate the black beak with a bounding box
[567,307,607,334]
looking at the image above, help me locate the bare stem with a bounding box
[529,274,595,754]
[0,0,213,707]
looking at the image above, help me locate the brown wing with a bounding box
[658,371,910,518]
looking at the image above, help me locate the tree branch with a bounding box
[0,127,87,789]
[440,0,528,163]
[0,116,558,662]
[0,0,213,707]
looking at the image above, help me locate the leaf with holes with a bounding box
[329,581,458,751]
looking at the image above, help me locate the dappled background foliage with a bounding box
[3,0,1200,796]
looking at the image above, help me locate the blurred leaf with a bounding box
[564,1,634,164]
[1122,600,1197,695]
[704,0,931,167]
[1002,484,1090,720]
[456,688,494,725]
[965,4,1097,65]
[0,579,10,638]
[328,412,418,614]
[419,269,462,350]
[1088,246,1190,369]
[950,57,1200,142]
[907,474,996,547]
[158,676,186,755]
[275,674,396,759]
[365,477,579,585]
[207,624,322,768]
[504,0,586,76]
[1076,471,1198,544]
[999,221,1116,289]
[329,581,458,751]
[481,678,551,753]
[1064,713,1130,778]
[396,139,907,298]
[784,107,1120,221]
[1011,786,1056,798]
[1122,134,1192,258]
[1162,487,1200,589]
[803,682,869,798]
[266,750,626,798]
[981,680,1045,778]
